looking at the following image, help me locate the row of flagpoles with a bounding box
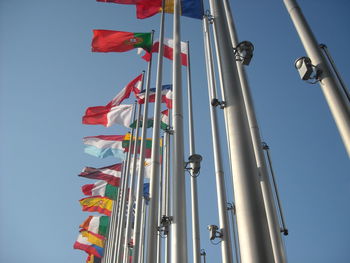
[72,0,350,261]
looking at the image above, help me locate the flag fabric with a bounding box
[79,196,113,216]
[83,104,133,128]
[161,109,169,129]
[108,74,143,106]
[92,30,152,52]
[139,38,188,66]
[129,111,169,130]
[82,181,119,200]
[97,0,138,4]
[83,135,126,159]
[80,229,105,248]
[79,163,122,187]
[135,85,172,109]
[122,133,153,158]
[74,232,104,258]
[136,0,203,19]
[86,254,102,263]
[80,216,110,237]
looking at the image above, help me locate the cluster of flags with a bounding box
[73,0,203,262]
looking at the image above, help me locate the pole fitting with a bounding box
[233,41,254,65]
[184,154,203,177]
[207,224,223,241]
[157,215,173,236]
[281,228,289,236]
[227,202,236,214]
[165,128,174,135]
[294,56,322,83]
[204,10,214,24]
[211,98,226,108]
[262,141,269,150]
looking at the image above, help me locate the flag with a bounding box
[83,135,126,159]
[79,196,113,216]
[86,254,102,263]
[74,232,104,258]
[135,85,172,109]
[122,133,152,158]
[97,0,138,4]
[108,74,143,106]
[83,104,133,128]
[136,0,203,19]
[139,38,188,66]
[81,229,105,248]
[92,30,152,52]
[80,216,110,237]
[129,110,169,130]
[79,163,122,187]
[82,181,119,200]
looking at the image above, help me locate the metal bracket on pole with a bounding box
[227,202,236,214]
[200,249,207,263]
[233,41,254,65]
[157,215,173,237]
[204,10,214,24]
[211,98,226,109]
[184,154,203,177]
[164,128,174,135]
[294,56,322,84]
[207,225,223,243]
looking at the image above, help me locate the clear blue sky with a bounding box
[1,0,349,262]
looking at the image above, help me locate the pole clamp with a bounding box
[211,98,226,109]
[227,202,236,214]
[204,10,214,24]
[165,128,174,135]
[184,154,203,177]
[157,215,173,237]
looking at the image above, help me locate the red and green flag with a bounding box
[82,181,119,200]
[92,30,152,52]
[80,216,110,237]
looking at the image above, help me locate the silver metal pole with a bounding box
[222,1,287,262]
[171,0,188,261]
[263,143,288,234]
[132,32,154,263]
[145,6,166,263]
[164,121,171,263]
[227,203,240,263]
[186,41,202,263]
[200,249,207,263]
[102,199,117,263]
[139,197,149,263]
[208,0,275,261]
[123,103,142,263]
[156,143,164,263]
[202,15,234,263]
[319,44,350,102]
[284,0,350,157]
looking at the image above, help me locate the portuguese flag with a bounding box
[92,30,152,52]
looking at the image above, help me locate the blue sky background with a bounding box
[1,0,349,262]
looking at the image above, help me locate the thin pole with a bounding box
[116,103,138,263]
[123,103,142,263]
[132,31,154,263]
[102,198,117,263]
[263,143,288,234]
[284,0,350,157]
[208,0,275,260]
[156,141,164,263]
[202,15,234,263]
[139,197,148,263]
[222,1,287,261]
[227,203,240,263]
[145,4,166,263]
[186,40,202,263]
[319,44,350,102]
[171,0,188,261]
[164,119,171,263]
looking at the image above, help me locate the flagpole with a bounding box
[202,15,234,263]
[222,1,287,261]
[208,0,275,260]
[115,101,138,263]
[102,198,117,263]
[186,41,201,263]
[156,140,164,263]
[132,31,154,263]
[284,0,350,157]
[122,102,143,263]
[164,113,171,263]
[171,0,188,261]
[145,3,166,262]
[139,196,148,263]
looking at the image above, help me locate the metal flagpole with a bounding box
[186,40,202,263]
[115,102,138,263]
[156,139,164,263]
[227,203,240,263]
[102,198,117,263]
[171,0,188,261]
[208,0,275,260]
[123,103,143,263]
[132,31,154,263]
[222,1,287,261]
[145,3,166,262]
[284,0,350,157]
[202,15,234,263]
[139,196,148,263]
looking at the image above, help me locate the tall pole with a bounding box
[202,15,234,263]
[186,41,201,263]
[122,103,142,263]
[132,31,154,263]
[145,4,166,263]
[208,0,275,261]
[171,0,188,261]
[284,0,350,157]
[222,1,287,262]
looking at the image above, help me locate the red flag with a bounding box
[97,0,139,4]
